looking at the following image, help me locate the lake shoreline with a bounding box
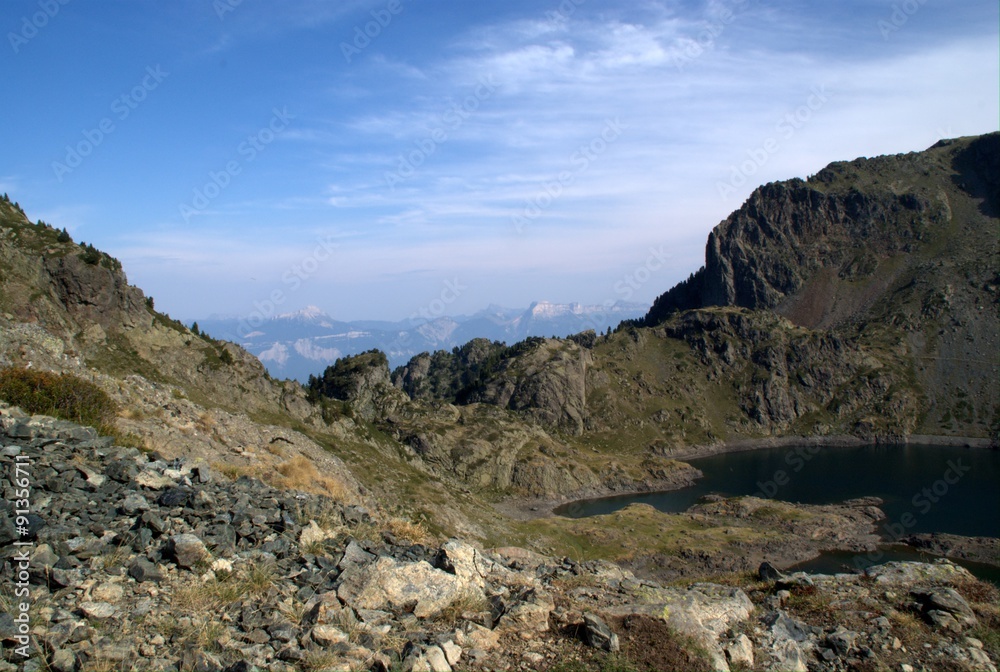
[495,433,998,522]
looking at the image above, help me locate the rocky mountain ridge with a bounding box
[195,300,645,382]
[378,134,999,448]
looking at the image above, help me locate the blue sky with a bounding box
[2,0,997,322]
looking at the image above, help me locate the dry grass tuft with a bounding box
[119,406,145,421]
[383,517,435,546]
[887,606,928,648]
[300,650,342,672]
[434,589,490,627]
[195,412,215,433]
[211,460,266,482]
[170,559,276,614]
[954,578,1000,659]
[271,454,351,502]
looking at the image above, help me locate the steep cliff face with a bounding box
[644,133,999,330]
[701,181,944,317]
[656,308,922,438]
[633,134,998,440]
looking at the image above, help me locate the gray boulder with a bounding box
[583,612,619,652]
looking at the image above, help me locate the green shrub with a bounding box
[79,243,102,265]
[0,367,117,429]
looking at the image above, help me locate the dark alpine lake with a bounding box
[555,443,1000,539]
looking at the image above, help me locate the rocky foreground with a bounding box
[1,407,998,672]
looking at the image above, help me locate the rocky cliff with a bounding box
[644,134,998,327]
[644,134,1000,440]
[384,135,998,445]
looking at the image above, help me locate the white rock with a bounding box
[91,583,124,603]
[76,465,105,487]
[606,583,754,672]
[500,590,554,634]
[459,622,499,650]
[80,602,116,620]
[134,470,175,490]
[968,648,997,672]
[402,654,431,672]
[725,633,754,668]
[773,640,808,672]
[523,652,545,665]
[424,646,451,672]
[441,640,462,666]
[168,534,209,569]
[311,625,349,647]
[210,559,233,573]
[337,557,479,620]
[299,520,334,548]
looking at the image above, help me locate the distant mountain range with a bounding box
[195,300,647,381]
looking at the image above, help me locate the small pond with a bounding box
[554,443,999,583]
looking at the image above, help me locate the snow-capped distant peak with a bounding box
[528,301,584,318]
[275,305,332,322]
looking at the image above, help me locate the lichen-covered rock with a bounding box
[337,557,476,619]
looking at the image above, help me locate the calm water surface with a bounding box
[555,444,1000,538]
[788,546,1000,586]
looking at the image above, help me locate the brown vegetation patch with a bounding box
[612,614,713,672]
[0,366,116,429]
[271,454,350,501]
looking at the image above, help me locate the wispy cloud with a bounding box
[5,1,995,320]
